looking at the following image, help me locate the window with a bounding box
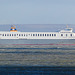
[31,34,32,36]
[10,34,11,36]
[19,34,20,36]
[36,34,37,36]
[61,34,63,36]
[45,34,46,36]
[12,34,13,36]
[54,34,56,36]
[26,34,28,36]
[2,34,4,36]
[38,34,39,36]
[33,34,35,36]
[28,34,30,36]
[47,34,49,36]
[43,34,44,36]
[70,34,72,36]
[22,34,23,36]
[40,34,42,36]
[66,34,67,36]
[24,34,25,36]
[50,34,51,36]
[14,34,16,36]
[52,34,53,36]
[7,34,9,36]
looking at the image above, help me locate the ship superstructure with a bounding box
[0,26,74,39]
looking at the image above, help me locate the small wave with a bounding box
[0,47,74,50]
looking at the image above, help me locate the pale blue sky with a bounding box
[0,0,75,24]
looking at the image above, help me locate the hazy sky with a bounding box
[0,0,75,24]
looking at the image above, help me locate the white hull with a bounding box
[0,26,75,48]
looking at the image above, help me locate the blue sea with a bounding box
[0,24,75,75]
[0,45,75,75]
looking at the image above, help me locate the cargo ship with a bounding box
[0,25,75,48]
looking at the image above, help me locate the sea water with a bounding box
[0,24,75,75]
[0,45,75,75]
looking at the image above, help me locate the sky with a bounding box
[0,0,75,24]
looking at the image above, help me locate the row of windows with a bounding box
[32,34,56,36]
[61,34,72,36]
[0,34,56,37]
[0,34,73,37]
